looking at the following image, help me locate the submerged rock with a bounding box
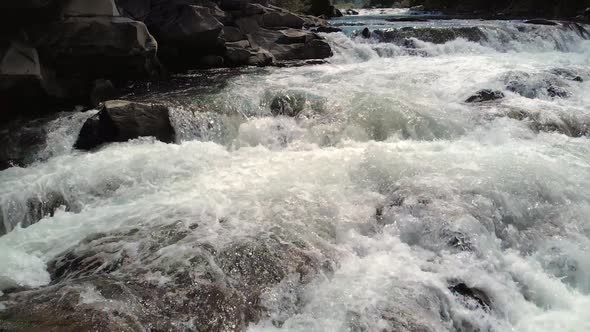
[465,89,505,103]
[74,100,175,150]
[0,223,333,331]
[449,282,491,310]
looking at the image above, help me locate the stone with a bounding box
[449,283,491,310]
[223,25,246,42]
[35,16,160,79]
[361,27,371,38]
[74,100,175,150]
[262,11,304,29]
[89,79,117,106]
[63,0,120,17]
[313,26,342,33]
[248,29,332,61]
[465,89,505,103]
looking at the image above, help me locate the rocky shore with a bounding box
[0,0,339,120]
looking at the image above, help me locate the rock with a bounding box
[344,9,359,15]
[223,25,246,42]
[35,16,160,80]
[551,68,584,82]
[547,85,568,98]
[0,223,333,330]
[74,100,175,150]
[262,11,304,29]
[524,19,559,26]
[313,26,342,33]
[145,3,223,49]
[305,0,342,18]
[449,283,491,310]
[63,0,119,17]
[373,27,486,45]
[270,93,306,117]
[465,89,505,103]
[114,0,151,20]
[0,40,48,109]
[361,27,371,38]
[89,79,117,107]
[198,55,225,68]
[249,29,332,61]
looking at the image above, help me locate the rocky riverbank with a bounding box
[0,0,338,120]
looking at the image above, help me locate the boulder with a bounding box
[361,27,371,38]
[0,41,45,95]
[89,79,117,107]
[373,27,486,45]
[262,10,304,29]
[145,3,223,48]
[63,0,119,17]
[0,223,333,330]
[35,16,160,80]
[249,29,332,61]
[223,25,246,42]
[74,100,175,150]
[465,89,505,103]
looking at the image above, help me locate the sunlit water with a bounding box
[1,11,590,332]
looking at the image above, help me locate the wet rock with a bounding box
[0,116,49,170]
[524,19,559,26]
[505,72,570,99]
[465,89,505,103]
[344,9,359,15]
[268,90,326,116]
[373,27,486,45]
[270,93,306,117]
[74,100,175,150]
[551,68,584,82]
[361,27,371,38]
[547,85,568,98]
[0,223,333,330]
[313,26,342,33]
[449,283,491,310]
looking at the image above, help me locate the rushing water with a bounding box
[1,11,590,332]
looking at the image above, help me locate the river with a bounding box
[1,10,590,332]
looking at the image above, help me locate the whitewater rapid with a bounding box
[1,15,590,332]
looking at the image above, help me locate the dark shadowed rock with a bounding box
[74,100,175,150]
[373,27,486,45]
[524,19,559,26]
[313,26,342,33]
[361,27,371,38]
[262,10,304,29]
[89,79,117,107]
[465,89,505,103]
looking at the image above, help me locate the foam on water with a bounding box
[1,16,590,332]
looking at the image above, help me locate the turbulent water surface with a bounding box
[1,10,590,332]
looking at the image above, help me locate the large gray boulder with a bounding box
[35,15,160,80]
[116,0,225,69]
[74,100,175,150]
